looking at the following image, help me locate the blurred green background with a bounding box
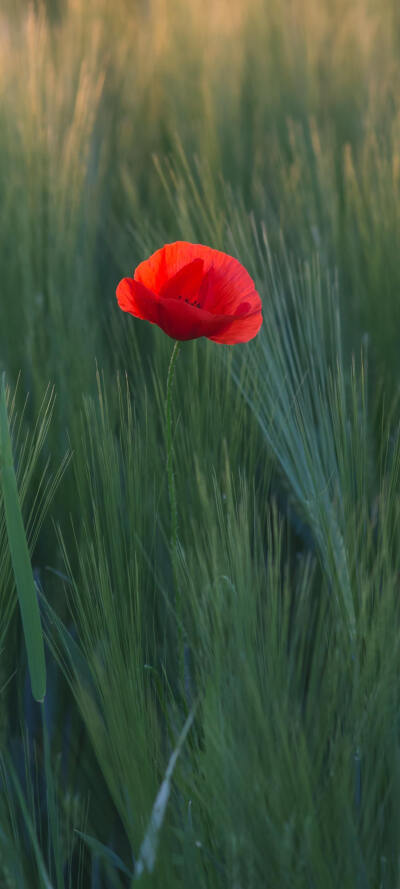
[1,0,400,886]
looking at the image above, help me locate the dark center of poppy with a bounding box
[176,294,201,308]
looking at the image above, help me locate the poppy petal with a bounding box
[135,241,260,316]
[208,308,263,345]
[134,242,199,293]
[119,241,263,344]
[117,276,234,340]
[116,278,160,324]
[156,299,232,341]
[200,258,260,316]
[160,257,204,302]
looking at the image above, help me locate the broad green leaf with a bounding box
[0,375,46,702]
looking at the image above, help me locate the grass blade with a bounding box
[134,705,197,881]
[75,831,133,879]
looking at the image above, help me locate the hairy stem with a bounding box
[165,340,184,685]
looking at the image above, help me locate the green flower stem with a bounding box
[165,340,184,685]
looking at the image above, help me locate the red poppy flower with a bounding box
[116,241,262,344]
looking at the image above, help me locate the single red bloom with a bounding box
[116,241,262,344]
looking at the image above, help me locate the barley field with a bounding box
[1,0,400,886]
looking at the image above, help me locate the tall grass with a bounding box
[1,0,400,885]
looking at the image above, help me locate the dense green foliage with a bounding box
[1,0,400,885]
